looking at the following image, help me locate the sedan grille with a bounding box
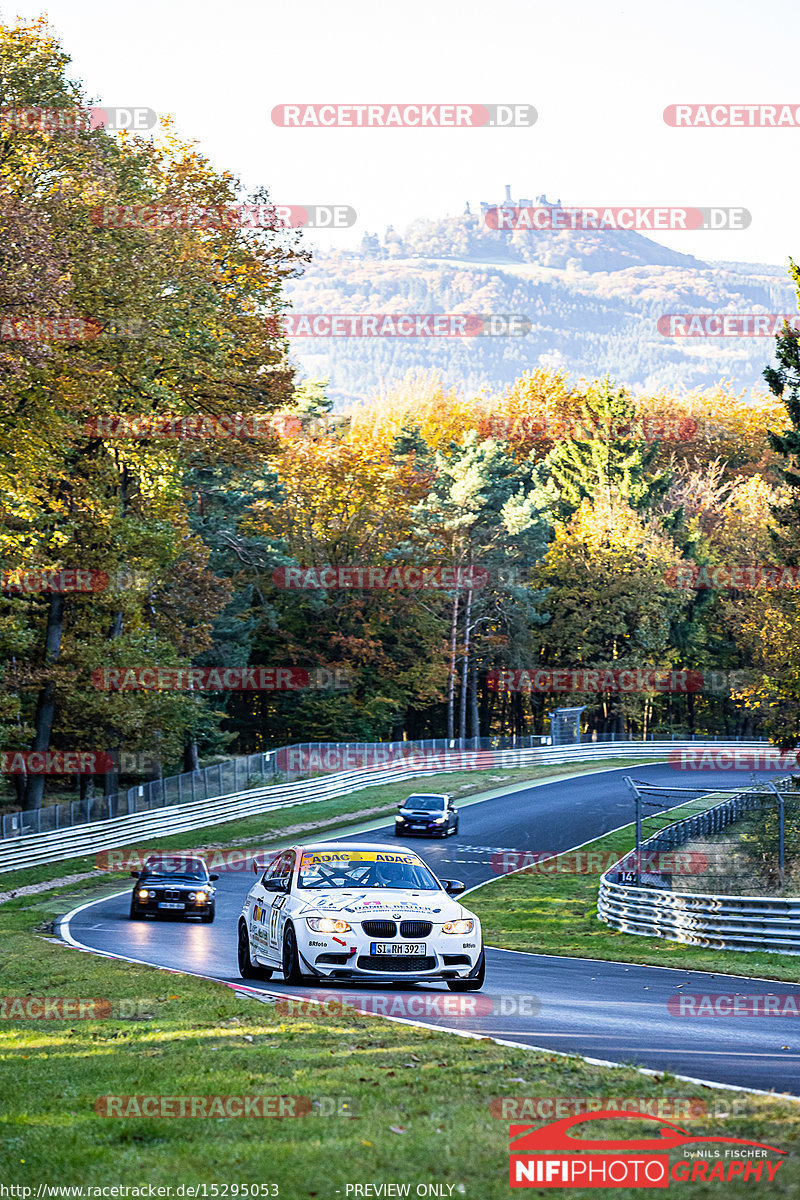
[399,921,432,938]
[361,920,397,938]
[357,955,436,973]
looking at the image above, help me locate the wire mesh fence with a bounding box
[614,776,800,896]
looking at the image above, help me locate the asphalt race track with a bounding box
[60,763,800,1097]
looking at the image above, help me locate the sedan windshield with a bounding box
[403,796,446,811]
[140,870,208,882]
[298,850,439,890]
[141,857,208,881]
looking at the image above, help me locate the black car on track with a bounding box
[129,853,218,922]
[394,792,459,838]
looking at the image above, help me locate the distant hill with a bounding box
[285,207,797,401]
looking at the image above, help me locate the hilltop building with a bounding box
[477,184,562,214]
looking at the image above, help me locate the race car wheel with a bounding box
[282,922,306,985]
[447,948,485,991]
[238,921,273,980]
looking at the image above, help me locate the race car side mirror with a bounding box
[209,873,219,881]
[443,879,465,895]
[252,860,260,875]
[130,871,140,878]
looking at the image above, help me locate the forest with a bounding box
[3,20,800,812]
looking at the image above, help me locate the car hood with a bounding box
[294,889,471,921]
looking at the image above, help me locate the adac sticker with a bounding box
[300,850,421,867]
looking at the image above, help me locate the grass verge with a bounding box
[1,880,799,1195]
[467,796,800,982]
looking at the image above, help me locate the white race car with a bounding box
[237,841,485,991]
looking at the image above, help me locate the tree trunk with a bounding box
[23,593,65,810]
[469,656,479,741]
[458,585,473,743]
[80,773,95,821]
[184,738,201,773]
[446,587,461,741]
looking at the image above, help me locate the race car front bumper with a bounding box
[297,929,482,981]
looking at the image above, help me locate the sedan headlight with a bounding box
[137,889,150,900]
[306,917,352,933]
[443,919,474,934]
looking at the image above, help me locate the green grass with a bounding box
[0,758,654,894]
[468,797,800,982]
[1,882,800,1195]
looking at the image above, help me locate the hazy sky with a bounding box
[5,0,800,268]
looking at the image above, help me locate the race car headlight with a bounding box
[433,816,447,823]
[395,814,404,822]
[442,919,474,934]
[190,891,208,903]
[137,889,150,900]
[306,917,352,934]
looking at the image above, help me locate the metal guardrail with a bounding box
[0,731,762,840]
[1,737,552,839]
[0,740,769,875]
[598,779,800,954]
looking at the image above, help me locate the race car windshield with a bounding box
[141,869,208,882]
[404,796,446,810]
[297,852,439,890]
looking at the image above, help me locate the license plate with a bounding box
[370,942,426,955]
[158,901,185,910]
[410,824,426,829]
